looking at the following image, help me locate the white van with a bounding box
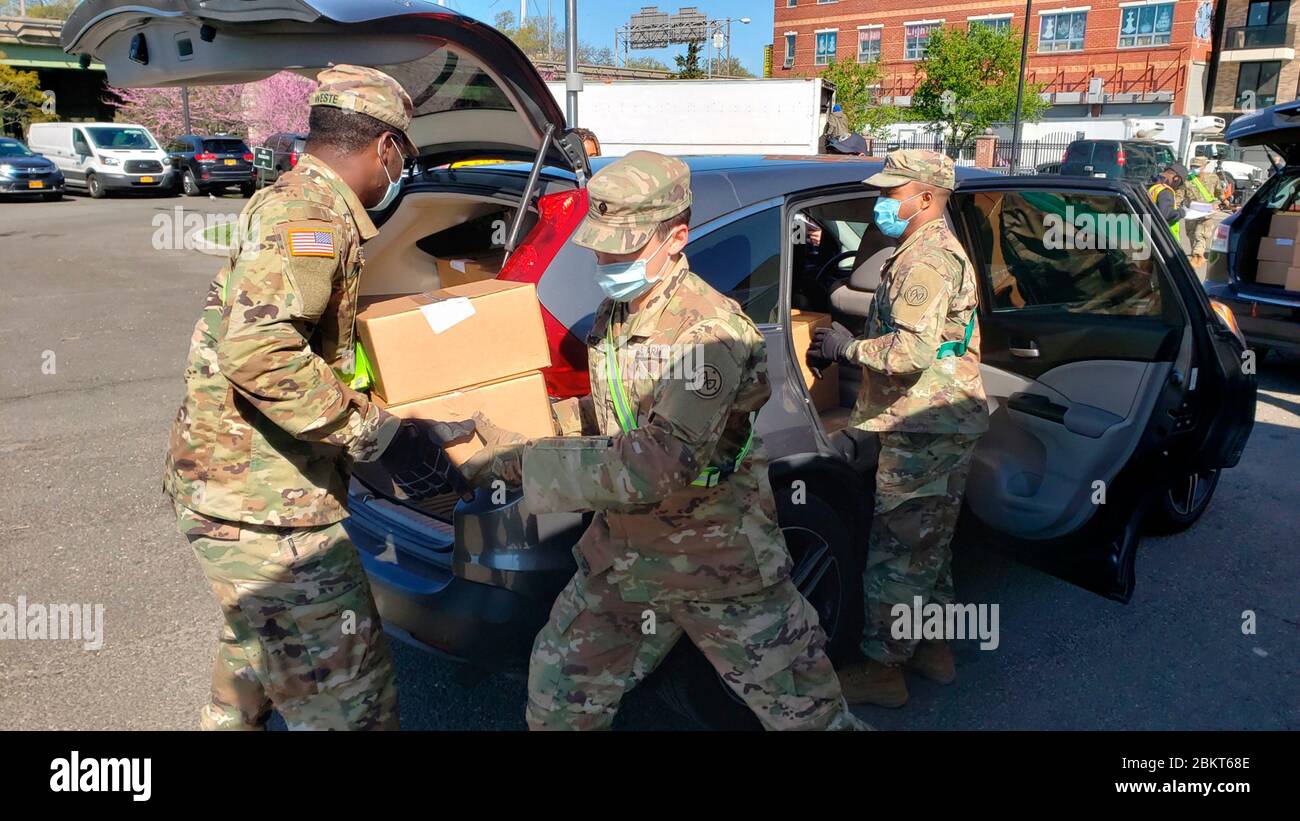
[26,122,175,198]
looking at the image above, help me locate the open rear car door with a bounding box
[62,0,588,178]
[950,176,1256,602]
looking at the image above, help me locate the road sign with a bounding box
[253,146,274,172]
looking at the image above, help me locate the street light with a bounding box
[720,16,750,77]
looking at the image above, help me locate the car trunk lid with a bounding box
[1225,99,1300,164]
[61,0,588,176]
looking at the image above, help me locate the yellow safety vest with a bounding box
[1149,182,1182,241]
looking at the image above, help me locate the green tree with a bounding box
[911,24,1047,154]
[706,56,753,78]
[8,0,77,18]
[0,61,54,135]
[624,56,671,73]
[816,58,903,140]
[672,41,706,79]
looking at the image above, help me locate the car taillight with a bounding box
[289,152,299,167]
[499,188,591,398]
[1211,222,1230,254]
[195,152,216,162]
[242,153,254,162]
[1117,149,1127,166]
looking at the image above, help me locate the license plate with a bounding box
[139,176,155,183]
[28,180,44,189]
[224,159,237,166]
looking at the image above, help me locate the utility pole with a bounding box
[1009,0,1033,173]
[565,0,580,126]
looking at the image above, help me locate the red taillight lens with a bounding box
[194,152,216,161]
[499,188,591,398]
[289,152,299,167]
[1117,149,1127,166]
[243,153,254,162]
[1062,150,1068,163]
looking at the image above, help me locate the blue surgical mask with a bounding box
[594,236,671,302]
[371,137,403,212]
[874,193,922,238]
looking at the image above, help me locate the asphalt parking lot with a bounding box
[1,193,1296,731]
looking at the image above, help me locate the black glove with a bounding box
[378,418,477,502]
[807,321,855,376]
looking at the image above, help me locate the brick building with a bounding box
[773,0,1219,117]
[1208,0,1300,117]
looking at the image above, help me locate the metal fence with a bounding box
[882,135,1075,175]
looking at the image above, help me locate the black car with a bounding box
[0,137,65,200]
[1205,100,1300,357]
[254,132,306,189]
[1061,139,1177,183]
[165,134,255,196]
[67,0,1260,729]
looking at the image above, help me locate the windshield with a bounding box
[0,139,35,157]
[86,127,157,150]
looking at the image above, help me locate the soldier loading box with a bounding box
[356,280,557,468]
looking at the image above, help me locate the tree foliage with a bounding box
[672,41,706,79]
[1,62,55,135]
[816,58,903,140]
[911,25,1047,152]
[106,71,314,143]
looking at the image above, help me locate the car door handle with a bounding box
[1010,341,1040,358]
[1007,392,1068,424]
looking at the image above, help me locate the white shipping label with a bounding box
[419,297,476,334]
[1277,238,1294,247]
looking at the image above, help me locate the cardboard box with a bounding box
[436,251,505,288]
[1256,260,1300,290]
[789,309,840,412]
[357,280,551,405]
[1257,235,1300,264]
[376,371,556,466]
[1270,211,1300,243]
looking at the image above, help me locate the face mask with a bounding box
[874,193,922,239]
[371,137,403,212]
[594,235,672,302]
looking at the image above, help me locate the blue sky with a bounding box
[441,1,774,74]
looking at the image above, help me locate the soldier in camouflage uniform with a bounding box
[807,150,989,708]
[464,151,861,731]
[166,65,469,730]
[1185,157,1233,269]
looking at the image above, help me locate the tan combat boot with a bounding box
[836,658,908,708]
[1188,253,1205,269]
[905,639,956,685]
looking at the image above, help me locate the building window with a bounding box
[1039,10,1088,52]
[1247,0,1290,27]
[784,33,796,68]
[1236,60,1281,109]
[1118,3,1175,47]
[905,22,941,60]
[815,30,838,65]
[787,0,797,7]
[858,27,881,62]
[969,15,1013,34]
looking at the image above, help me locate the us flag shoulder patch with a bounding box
[287,229,336,257]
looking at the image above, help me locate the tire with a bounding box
[1145,467,1221,535]
[86,172,105,199]
[182,170,201,196]
[654,490,863,730]
[240,182,255,198]
[41,191,62,202]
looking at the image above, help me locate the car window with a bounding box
[686,206,782,325]
[86,127,156,150]
[203,138,248,154]
[1124,144,1158,180]
[1064,142,1093,164]
[1092,143,1118,166]
[72,130,90,154]
[0,139,34,157]
[961,189,1167,318]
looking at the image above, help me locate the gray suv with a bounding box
[67,0,1259,728]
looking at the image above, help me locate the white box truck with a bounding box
[547,78,836,156]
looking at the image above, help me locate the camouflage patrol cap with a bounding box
[572,150,692,254]
[310,64,417,154]
[864,148,956,191]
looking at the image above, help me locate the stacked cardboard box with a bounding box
[789,309,840,413]
[357,280,556,466]
[1257,213,1300,291]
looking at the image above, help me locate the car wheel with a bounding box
[86,173,105,199]
[42,191,63,202]
[1145,467,1221,535]
[240,182,255,198]
[654,490,862,730]
[182,170,201,196]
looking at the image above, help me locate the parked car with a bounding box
[26,121,174,198]
[1204,100,1300,357]
[67,0,1260,728]
[164,134,255,196]
[0,137,65,200]
[255,132,306,189]
[1060,138,1177,184]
